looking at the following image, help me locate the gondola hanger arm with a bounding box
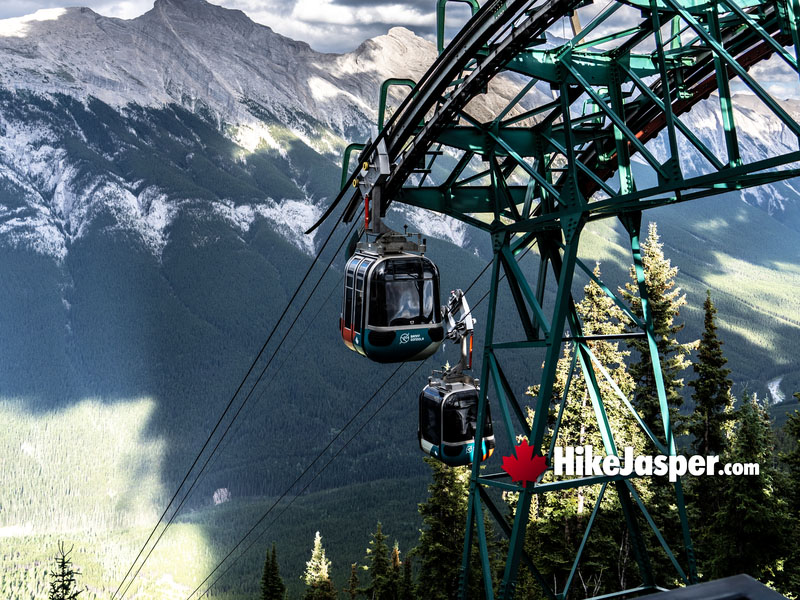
[441,289,475,377]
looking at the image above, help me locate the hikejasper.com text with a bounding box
[552,446,760,483]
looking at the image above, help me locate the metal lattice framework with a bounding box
[309,0,800,597]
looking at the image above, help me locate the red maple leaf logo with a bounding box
[501,440,547,487]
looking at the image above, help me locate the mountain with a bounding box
[0,0,530,258]
[0,5,491,596]
[0,1,799,597]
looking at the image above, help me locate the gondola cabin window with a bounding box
[419,389,442,447]
[443,394,479,444]
[343,256,358,330]
[368,258,438,327]
[354,260,369,333]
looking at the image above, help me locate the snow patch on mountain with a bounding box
[767,377,785,405]
[52,179,177,258]
[232,123,285,155]
[0,206,67,261]
[134,188,178,254]
[0,113,181,260]
[308,76,371,113]
[0,99,324,259]
[641,94,800,194]
[399,205,469,248]
[743,187,789,216]
[212,198,320,255]
[0,118,63,191]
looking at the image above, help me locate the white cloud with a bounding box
[216,2,382,52]
[292,0,431,26]
[0,7,65,37]
[749,53,800,84]
[91,0,153,18]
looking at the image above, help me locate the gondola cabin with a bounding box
[418,378,495,466]
[341,247,444,363]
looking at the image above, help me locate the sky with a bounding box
[0,0,473,53]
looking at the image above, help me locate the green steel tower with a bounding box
[309,0,800,597]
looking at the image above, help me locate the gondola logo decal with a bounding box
[399,332,424,344]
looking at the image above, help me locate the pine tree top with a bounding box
[304,531,332,586]
[48,542,82,600]
[620,221,695,425]
[366,522,390,577]
[732,392,774,465]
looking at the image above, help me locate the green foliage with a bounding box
[685,292,736,576]
[704,392,790,584]
[415,459,469,600]
[260,544,286,600]
[304,578,337,600]
[621,222,695,438]
[361,522,392,600]
[390,542,403,599]
[614,223,695,585]
[687,291,734,456]
[0,398,167,532]
[413,457,499,599]
[304,531,333,587]
[48,542,83,600]
[401,555,416,600]
[521,265,648,598]
[343,563,360,600]
[776,405,800,597]
[301,531,338,600]
[0,473,425,600]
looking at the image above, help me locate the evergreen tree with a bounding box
[621,222,695,438]
[400,555,416,600]
[521,265,648,597]
[415,458,470,600]
[687,291,733,456]
[362,522,392,600]
[343,563,360,600]
[776,402,800,596]
[684,291,734,576]
[48,542,82,600]
[260,547,271,600]
[303,531,336,600]
[308,579,337,600]
[706,392,789,582]
[390,541,402,599]
[260,544,286,600]
[620,225,695,586]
